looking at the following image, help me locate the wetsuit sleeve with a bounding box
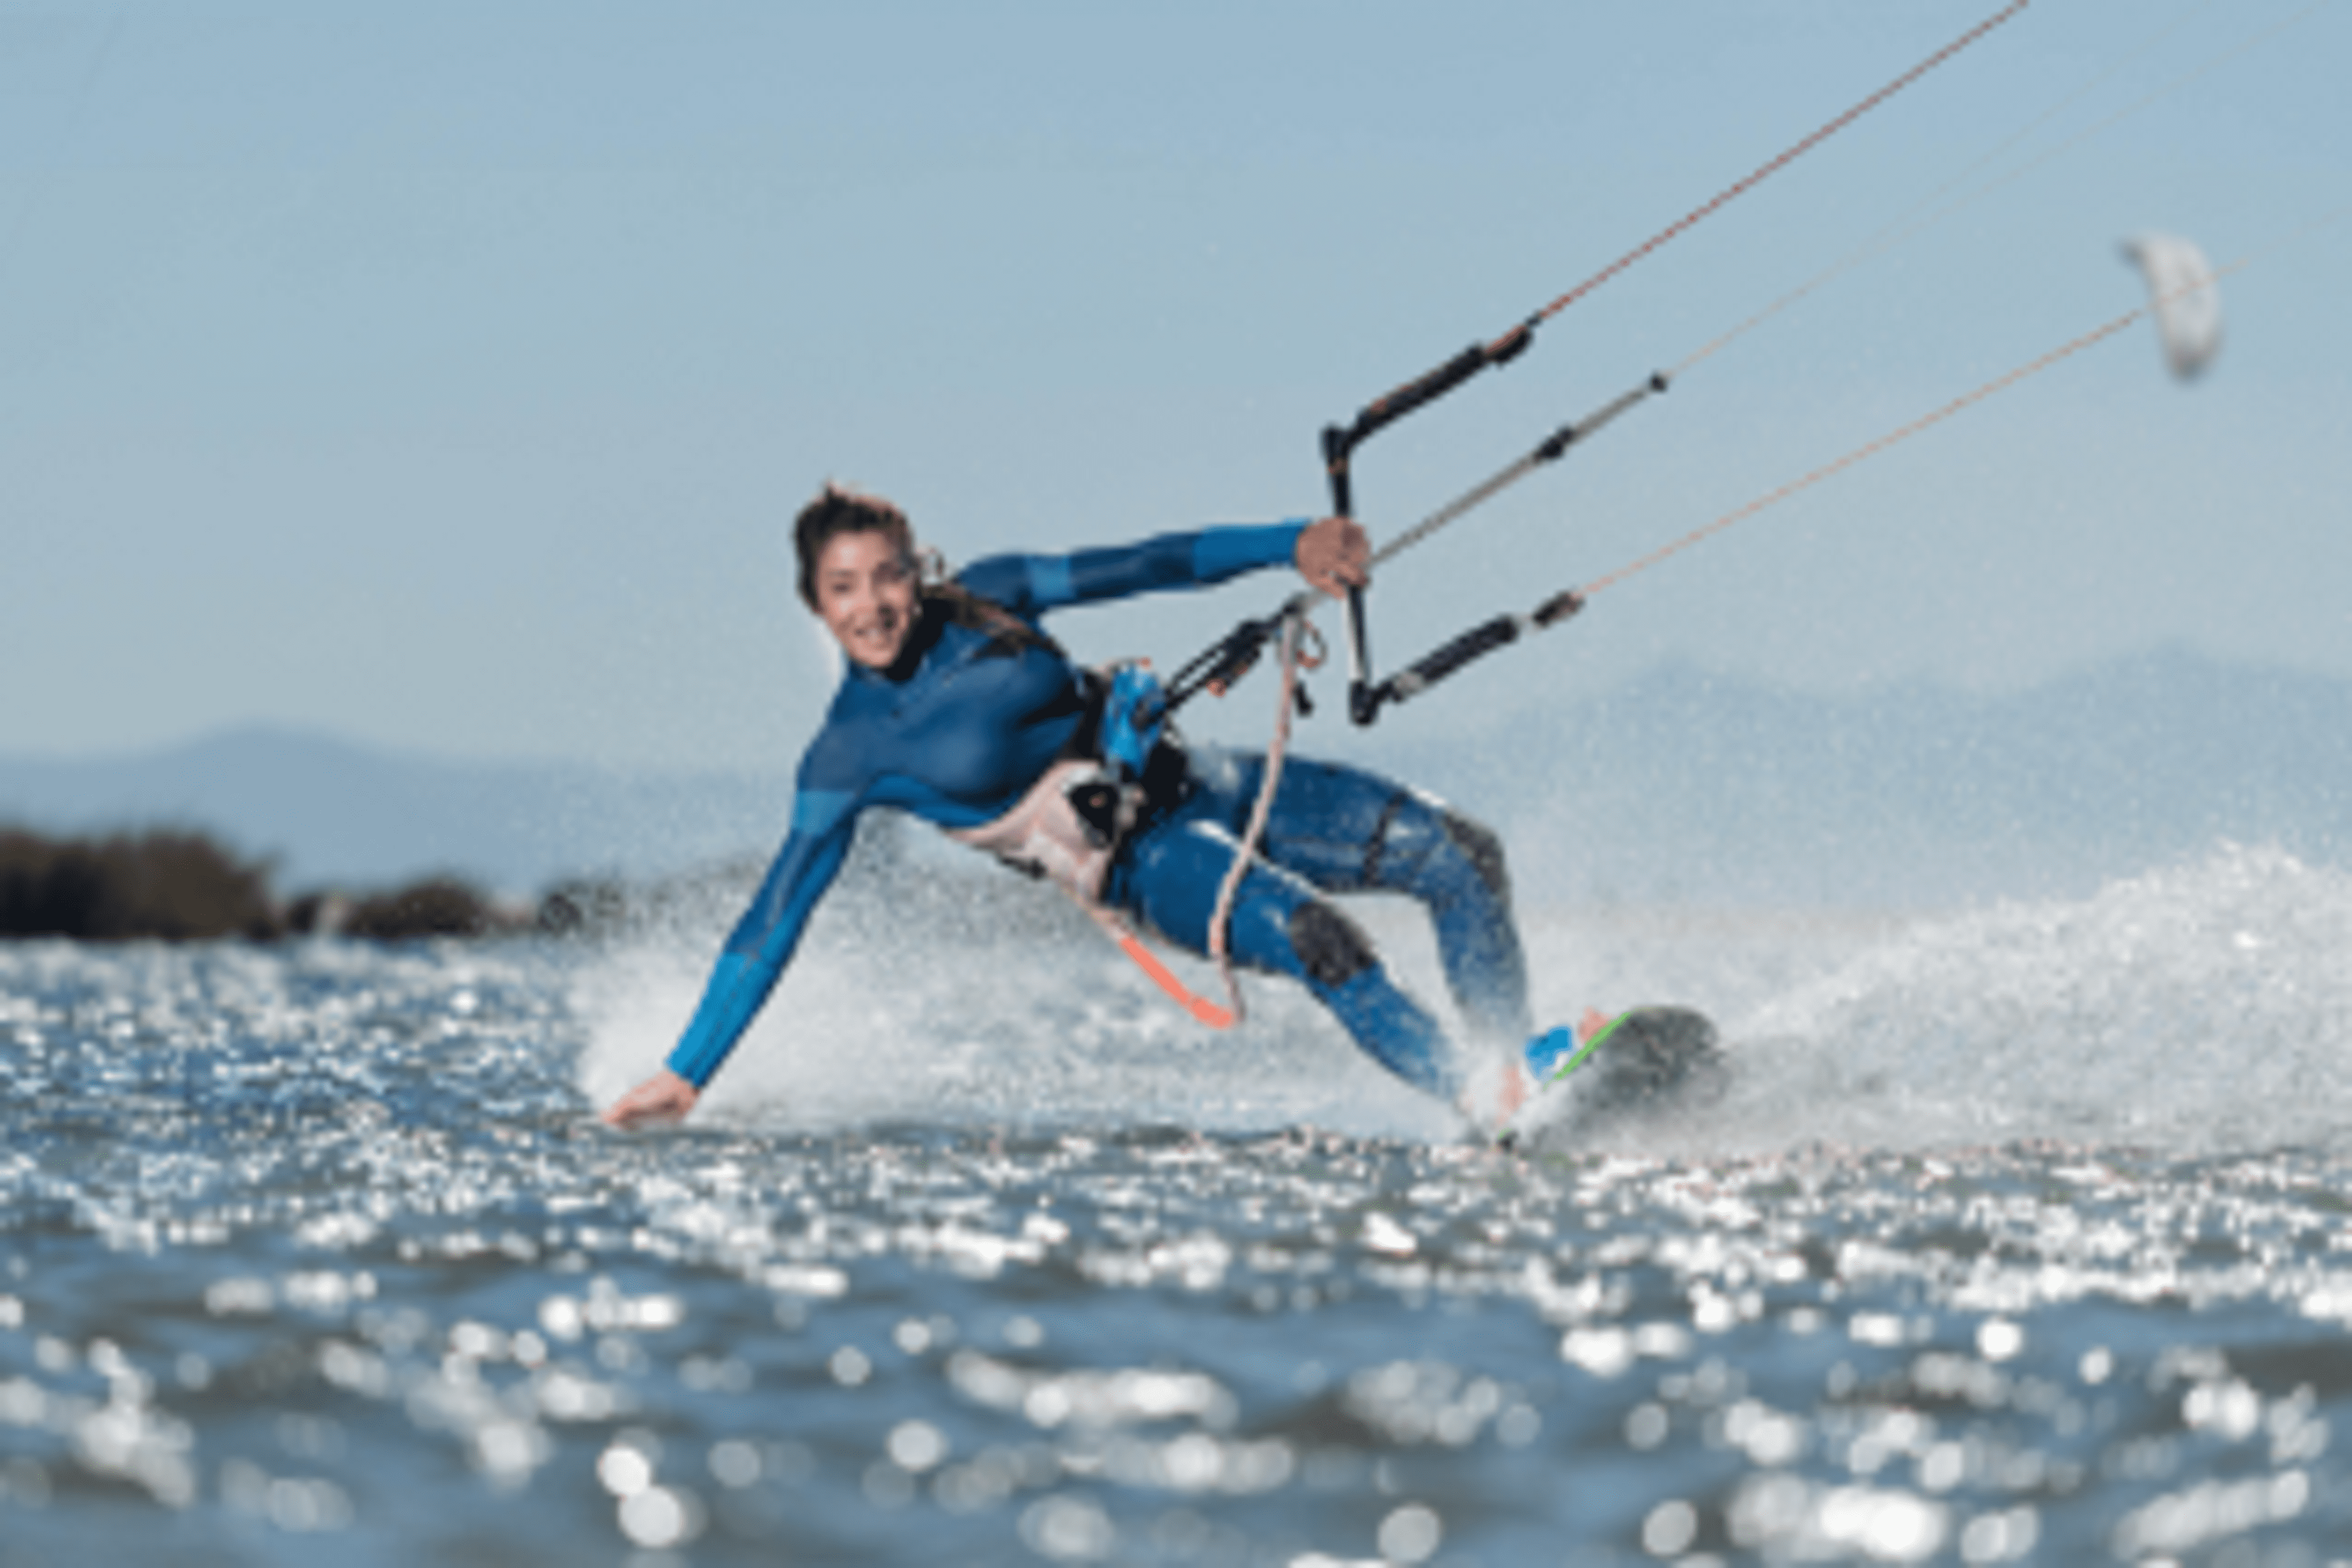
[663,783,858,1088]
[957,521,1306,619]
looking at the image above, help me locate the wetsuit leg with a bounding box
[1107,812,1463,1102]
[1191,752,1532,1046]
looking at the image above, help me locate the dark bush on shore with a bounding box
[0,826,279,941]
[341,876,517,941]
[0,826,540,943]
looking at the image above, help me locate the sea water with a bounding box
[3,843,2350,1565]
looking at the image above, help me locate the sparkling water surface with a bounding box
[4,845,2351,1565]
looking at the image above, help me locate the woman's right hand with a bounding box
[603,1068,699,1129]
[1294,515,1370,599]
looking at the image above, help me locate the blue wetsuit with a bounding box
[666,522,1530,1104]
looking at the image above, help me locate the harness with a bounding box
[943,757,1131,905]
[942,661,1256,1029]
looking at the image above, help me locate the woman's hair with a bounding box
[791,483,1055,655]
[792,483,916,608]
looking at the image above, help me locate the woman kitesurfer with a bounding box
[602,484,1550,1131]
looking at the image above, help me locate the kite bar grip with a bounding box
[1396,614,1522,693]
[1360,589,1585,721]
[1324,320,1537,470]
[1343,584,1376,725]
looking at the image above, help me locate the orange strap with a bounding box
[1067,897,1236,1028]
[1106,921,1237,1030]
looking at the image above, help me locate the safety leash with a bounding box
[1065,612,1314,1031]
[1202,611,1310,1023]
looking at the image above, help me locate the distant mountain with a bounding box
[1384,646,2352,907]
[3,649,2345,907]
[0,726,789,895]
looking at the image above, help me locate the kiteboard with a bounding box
[1496,1005,1725,1152]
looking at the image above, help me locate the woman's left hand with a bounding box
[603,1068,699,1129]
[1295,515,1370,598]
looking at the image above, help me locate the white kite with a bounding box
[2120,233,2223,380]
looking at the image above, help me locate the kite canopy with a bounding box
[2121,233,2224,380]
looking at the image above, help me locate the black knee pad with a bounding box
[1288,902,1375,989]
[1438,808,1512,904]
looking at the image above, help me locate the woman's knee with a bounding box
[1226,890,1379,990]
[1286,901,1377,988]
[1371,791,1514,908]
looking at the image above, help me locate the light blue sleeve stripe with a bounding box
[793,788,853,835]
[665,811,857,1087]
[1025,554,1075,608]
[666,951,764,1088]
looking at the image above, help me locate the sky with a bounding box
[4,0,2347,774]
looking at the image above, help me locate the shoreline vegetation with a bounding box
[0,824,632,943]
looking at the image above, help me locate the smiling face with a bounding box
[813,527,919,671]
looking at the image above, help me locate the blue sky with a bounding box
[5,1,2346,772]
